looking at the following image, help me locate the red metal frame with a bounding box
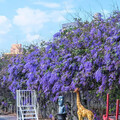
[116,99,119,120]
[103,94,120,120]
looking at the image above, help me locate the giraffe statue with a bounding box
[74,88,94,120]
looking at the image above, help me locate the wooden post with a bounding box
[116,99,119,120]
[106,94,109,119]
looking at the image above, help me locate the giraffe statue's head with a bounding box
[74,88,80,93]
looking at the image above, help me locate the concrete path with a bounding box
[0,116,16,120]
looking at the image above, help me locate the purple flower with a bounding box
[97,29,102,38]
[3,76,6,82]
[95,68,102,82]
[104,53,111,64]
[119,78,120,84]
[90,28,96,35]
[84,61,92,68]
[79,64,83,71]
[93,52,98,58]
[3,10,120,105]
[102,75,107,85]
[108,64,114,71]
[91,49,96,54]
[49,114,53,119]
[64,54,71,58]
[81,56,87,63]
[104,46,111,51]
[53,32,61,38]
[70,81,76,90]
[2,102,8,107]
[73,28,81,34]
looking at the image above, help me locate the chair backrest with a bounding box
[16,90,37,107]
[103,94,120,120]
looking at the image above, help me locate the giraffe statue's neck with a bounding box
[76,91,81,107]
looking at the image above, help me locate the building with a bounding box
[3,44,22,57]
[10,44,22,54]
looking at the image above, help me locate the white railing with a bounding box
[20,106,24,120]
[16,90,38,120]
[17,90,37,107]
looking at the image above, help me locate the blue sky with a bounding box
[0,0,120,53]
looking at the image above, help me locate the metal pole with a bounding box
[16,90,18,120]
[116,99,119,120]
[106,94,109,120]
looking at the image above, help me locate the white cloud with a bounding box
[13,7,67,34]
[34,1,60,8]
[49,10,66,22]
[26,34,40,42]
[0,16,11,34]
[13,7,49,33]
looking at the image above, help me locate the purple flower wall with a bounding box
[2,11,120,103]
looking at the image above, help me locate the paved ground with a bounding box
[0,116,16,120]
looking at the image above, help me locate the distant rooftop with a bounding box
[62,22,78,29]
[62,13,102,29]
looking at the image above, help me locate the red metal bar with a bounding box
[106,94,109,119]
[103,94,120,120]
[116,99,119,120]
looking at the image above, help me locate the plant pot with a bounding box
[57,113,67,120]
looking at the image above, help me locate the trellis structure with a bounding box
[16,90,38,120]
